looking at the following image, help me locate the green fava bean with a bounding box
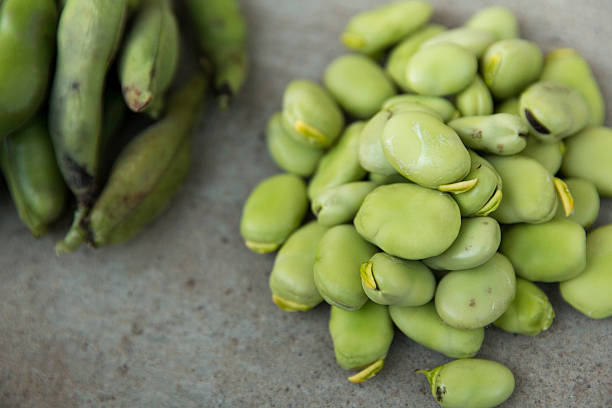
[369,172,407,185]
[359,102,442,176]
[308,122,366,200]
[417,358,515,408]
[355,184,461,260]
[555,178,599,228]
[312,181,377,227]
[465,6,519,40]
[269,222,328,312]
[0,117,67,237]
[560,224,612,319]
[488,155,557,224]
[519,81,589,143]
[329,301,394,383]
[453,151,503,217]
[421,27,496,57]
[341,1,432,55]
[494,97,519,115]
[435,253,516,329]
[494,278,554,335]
[448,113,528,155]
[406,43,477,96]
[382,95,458,123]
[281,79,345,148]
[381,111,471,188]
[424,217,501,271]
[501,218,586,282]
[0,0,57,138]
[455,75,493,117]
[390,302,484,358]
[386,24,446,92]
[360,252,435,306]
[561,126,612,197]
[118,0,179,118]
[266,112,323,177]
[481,39,543,99]
[541,48,605,126]
[241,174,308,254]
[324,54,396,119]
[522,135,564,175]
[314,225,377,311]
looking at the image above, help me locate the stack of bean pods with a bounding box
[240,2,612,406]
[0,0,246,252]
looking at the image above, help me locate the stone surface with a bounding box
[1,1,611,407]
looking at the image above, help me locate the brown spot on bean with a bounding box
[469,299,476,307]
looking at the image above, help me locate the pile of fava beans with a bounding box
[0,0,246,253]
[240,2,612,407]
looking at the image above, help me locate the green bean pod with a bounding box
[360,252,435,306]
[269,222,328,312]
[382,95,458,122]
[494,278,554,336]
[329,301,394,383]
[449,113,527,155]
[390,302,484,358]
[185,0,247,107]
[421,27,496,57]
[49,0,127,205]
[311,181,377,227]
[541,48,605,126]
[453,151,503,217]
[0,0,57,138]
[417,358,515,408]
[465,6,519,41]
[56,74,208,253]
[1,116,67,237]
[118,0,179,118]
[454,75,494,117]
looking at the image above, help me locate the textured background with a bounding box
[1,1,611,407]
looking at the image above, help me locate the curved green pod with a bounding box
[314,225,377,311]
[311,181,377,227]
[465,6,519,41]
[541,48,605,126]
[454,75,493,117]
[269,222,328,312]
[385,24,446,91]
[341,1,432,54]
[406,43,478,96]
[281,79,345,149]
[360,252,435,306]
[453,151,502,217]
[324,54,395,119]
[521,135,564,175]
[185,0,247,107]
[481,39,543,99]
[435,253,516,329]
[390,302,484,358]
[424,217,501,271]
[562,126,612,197]
[0,0,57,138]
[501,218,587,282]
[421,27,496,57]
[554,178,599,228]
[382,95,458,123]
[0,117,66,237]
[560,224,612,319]
[49,0,127,205]
[308,122,366,200]
[265,112,323,177]
[488,155,557,224]
[519,81,589,143]
[417,358,515,408]
[118,0,179,118]
[355,183,461,260]
[448,113,527,155]
[241,173,308,254]
[381,111,471,188]
[494,278,554,336]
[329,301,394,383]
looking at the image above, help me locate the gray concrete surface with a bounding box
[1,1,611,407]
